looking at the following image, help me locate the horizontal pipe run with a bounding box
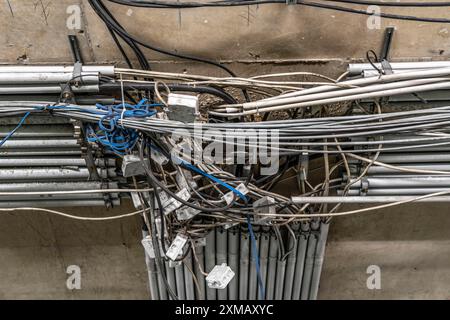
[364,164,450,175]
[338,188,450,196]
[0,193,119,201]
[0,168,113,180]
[0,139,80,149]
[0,199,120,208]
[292,196,450,204]
[0,182,117,192]
[0,85,99,95]
[0,65,115,77]
[0,149,82,156]
[0,73,98,85]
[375,153,450,163]
[0,158,86,167]
[348,62,450,76]
[347,176,450,188]
[0,158,115,167]
[0,125,74,138]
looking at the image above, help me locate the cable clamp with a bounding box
[72,61,83,87]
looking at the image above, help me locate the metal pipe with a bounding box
[156,263,168,301]
[339,188,450,196]
[227,228,239,300]
[216,228,228,300]
[183,251,195,300]
[142,230,160,300]
[283,226,299,300]
[205,229,216,300]
[0,182,113,192]
[258,230,270,301]
[0,85,99,94]
[291,223,310,300]
[165,261,177,300]
[364,164,450,175]
[347,176,450,188]
[0,199,119,208]
[193,243,206,300]
[248,232,259,300]
[375,153,450,163]
[0,139,80,149]
[0,158,87,167]
[300,228,318,300]
[0,168,110,181]
[0,193,116,201]
[265,232,278,300]
[174,263,186,300]
[0,149,82,156]
[292,195,450,203]
[348,61,450,76]
[0,72,98,84]
[274,258,286,300]
[309,222,330,300]
[238,232,250,300]
[0,125,74,138]
[0,65,115,77]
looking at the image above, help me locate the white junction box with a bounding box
[206,263,235,290]
[167,93,199,123]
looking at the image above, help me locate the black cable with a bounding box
[96,0,152,71]
[142,192,179,300]
[139,138,238,213]
[326,0,450,7]
[100,82,238,104]
[89,0,251,102]
[91,0,237,76]
[106,0,450,24]
[366,50,383,76]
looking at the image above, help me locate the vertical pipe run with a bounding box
[175,263,186,300]
[300,221,319,300]
[283,225,299,300]
[165,261,177,300]
[183,251,196,300]
[291,223,310,300]
[265,232,278,300]
[239,231,250,300]
[142,230,160,300]
[258,229,270,300]
[216,228,228,300]
[193,244,206,300]
[309,222,330,300]
[248,231,259,300]
[205,229,216,300]
[227,228,240,300]
[157,263,169,301]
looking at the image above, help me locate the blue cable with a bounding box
[0,112,31,148]
[247,216,266,300]
[42,99,160,155]
[180,161,248,202]
[179,159,265,299]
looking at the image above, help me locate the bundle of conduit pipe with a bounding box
[5,63,450,300]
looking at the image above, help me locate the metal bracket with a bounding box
[69,35,84,64]
[379,27,395,75]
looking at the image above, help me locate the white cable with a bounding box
[0,207,146,221]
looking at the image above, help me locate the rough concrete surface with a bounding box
[0,0,449,299]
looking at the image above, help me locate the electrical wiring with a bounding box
[106,0,450,24]
[0,112,30,148]
[7,64,450,300]
[88,0,246,81]
[0,207,145,221]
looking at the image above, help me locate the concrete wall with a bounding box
[0,0,449,299]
